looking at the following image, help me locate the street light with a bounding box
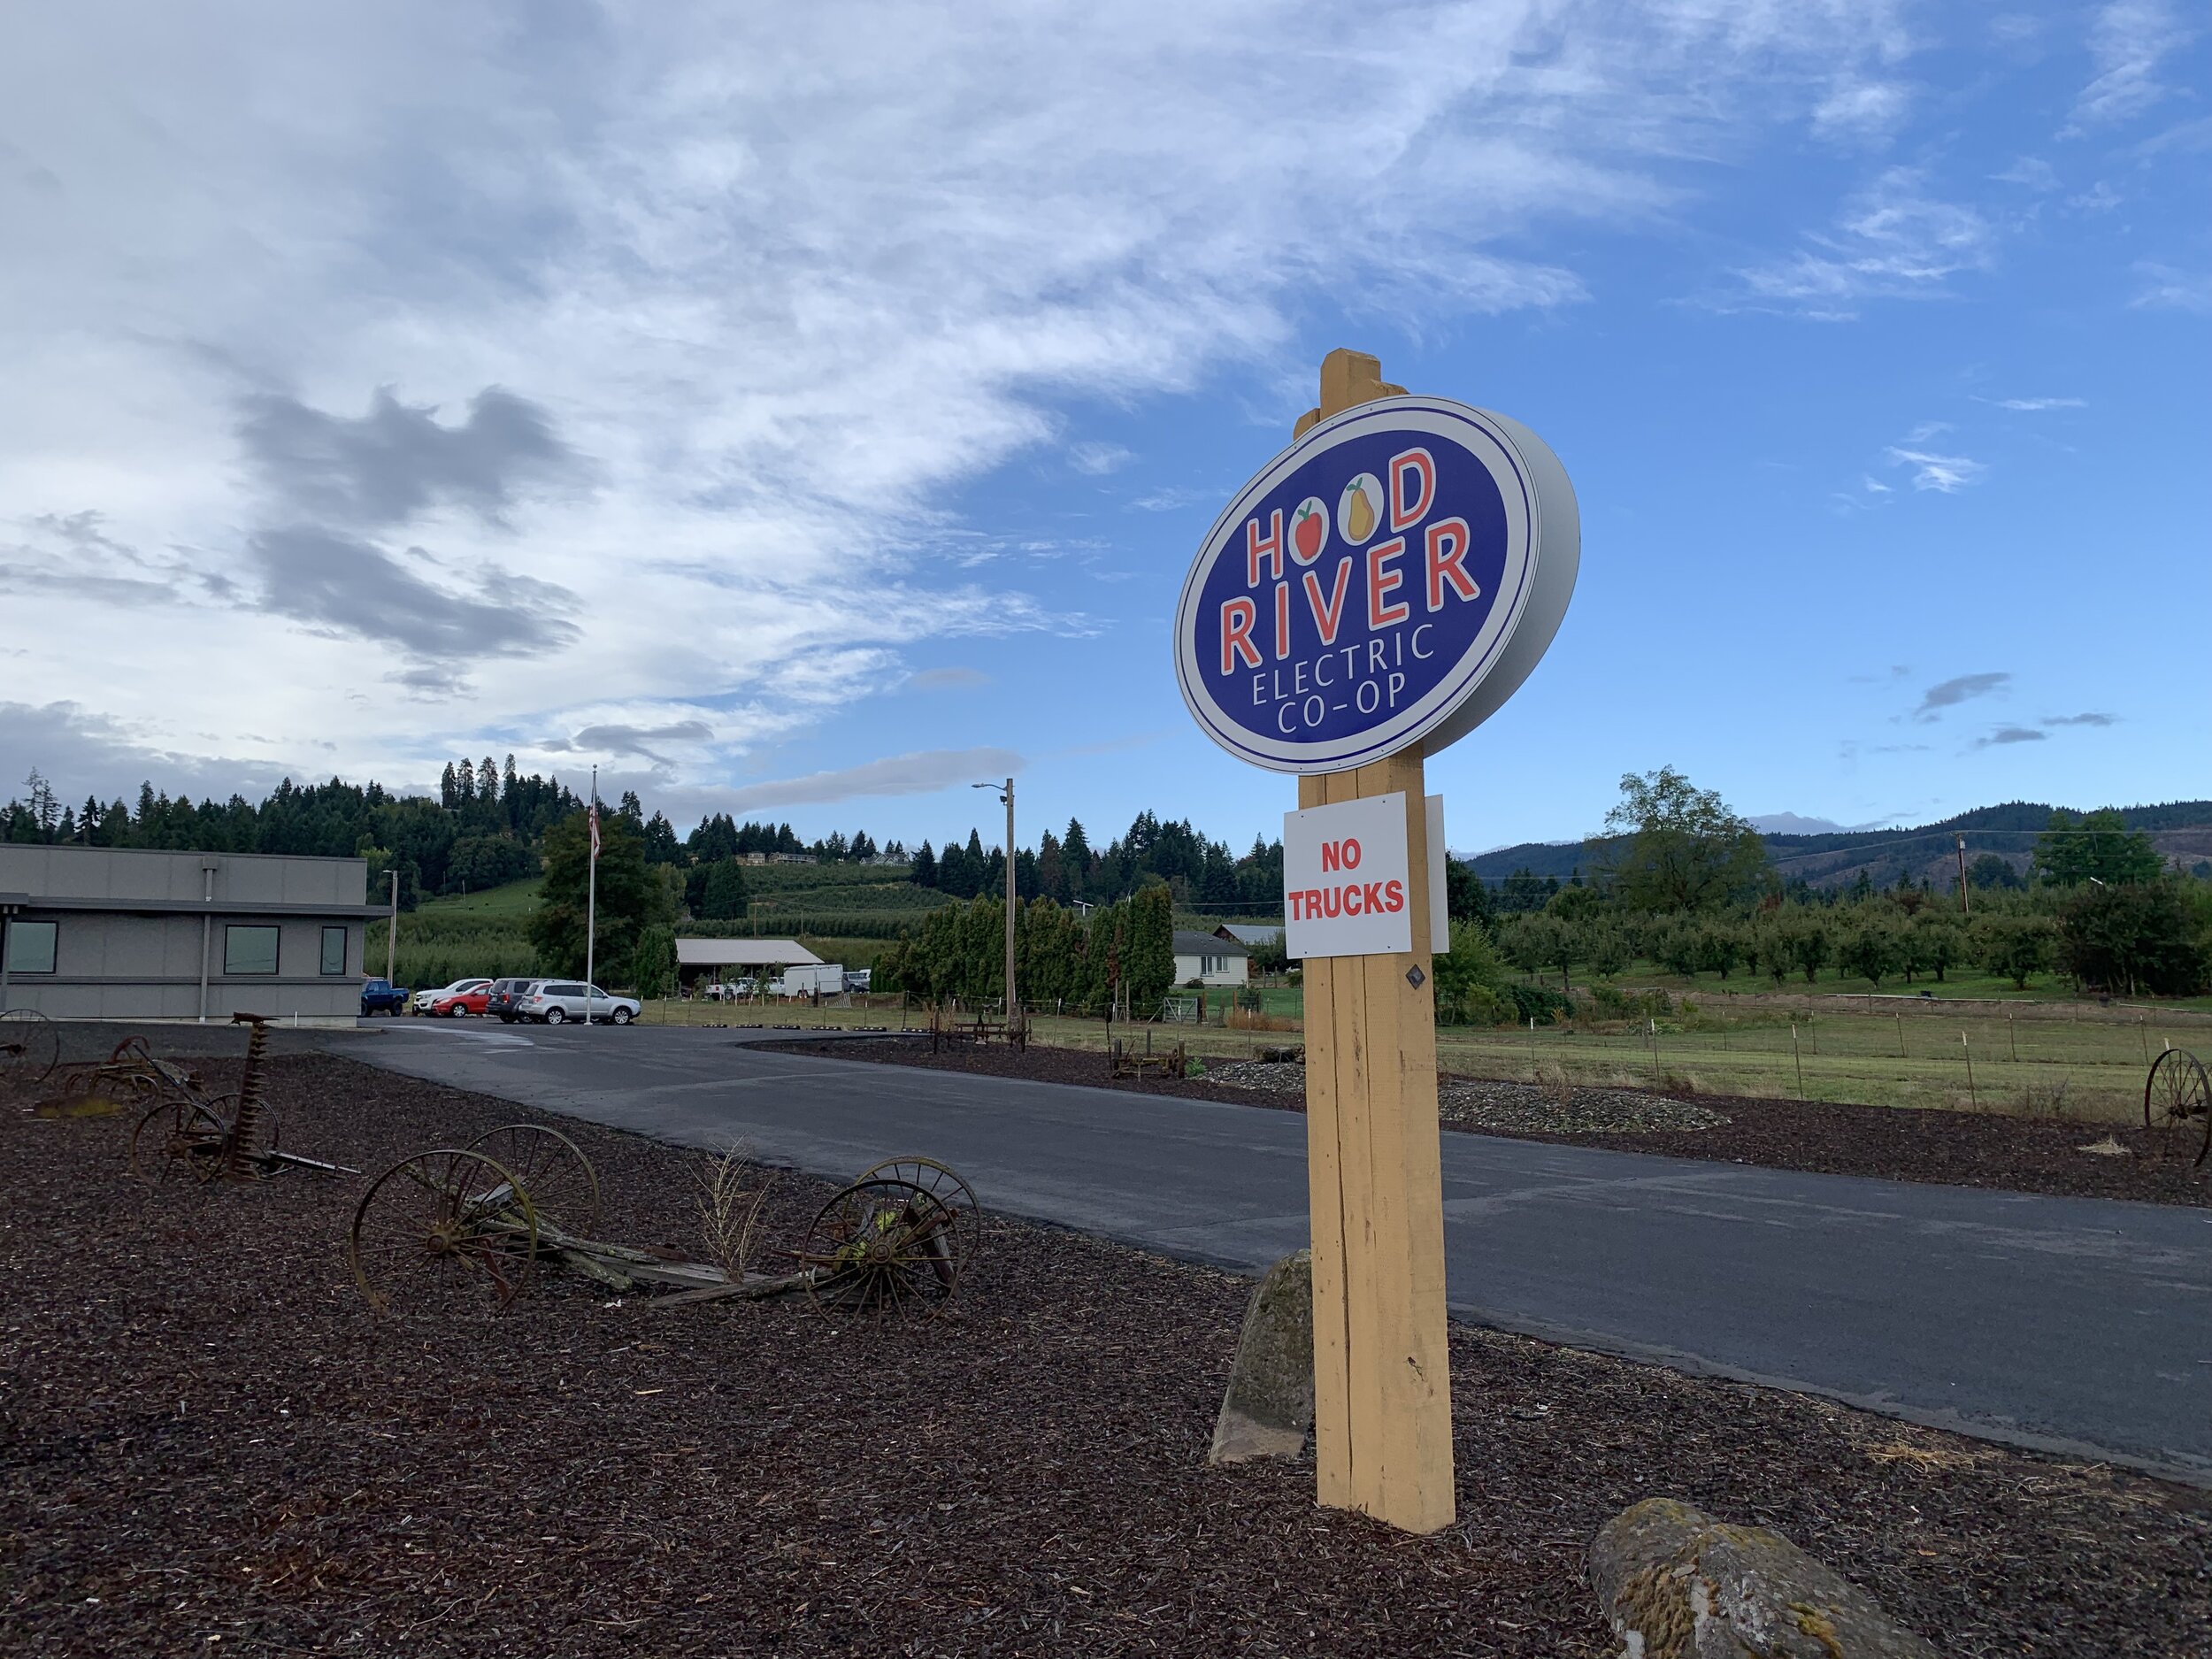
[973,779,1017,1033]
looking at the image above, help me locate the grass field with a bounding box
[372,878,542,989]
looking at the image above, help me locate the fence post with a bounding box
[1961,1030,1976,1110]
[1896,1010,1904,1059]
[2008,1014,2016,1063]
[1648,1018,1660,1088]
[1791,1021,1804,1101]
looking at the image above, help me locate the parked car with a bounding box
[412,977,491,1015]
[701,979,755,1002]
[359,978,411,1017]
[427,985,493,1018]
[843,968,872,994]
[517,980,641,1025]
[486,978,539,1023]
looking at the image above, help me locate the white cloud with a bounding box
[0,0,1947,795]
[2133,263,2212,312]
[1728,168,1995,317]
[709,748,1025,812]
[2075,1,2192,126]
[1067,442,1134,477]
[1989,396,2086,411]
[1812,79,1912,142]
[1993,156,2060,190]
[1886,447,1989,492]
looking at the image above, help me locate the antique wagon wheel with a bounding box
[349,1149,540,1316]
[2144,1048,2212,1165]
[463,1124,602,1235]
[798,1177,965,1323]
[128,1094,231,1183]
[851,1156,980,1261]
[0,1009,59,1091]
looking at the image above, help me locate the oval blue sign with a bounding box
[1173,396,1577,774]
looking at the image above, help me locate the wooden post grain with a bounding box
[1298,349,1454,1535]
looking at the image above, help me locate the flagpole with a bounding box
[586,764,598,1025]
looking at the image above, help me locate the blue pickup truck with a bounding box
[359,978,411,1017]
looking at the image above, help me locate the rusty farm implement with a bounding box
[349,1135,980,1323]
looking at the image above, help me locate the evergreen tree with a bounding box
[528,810,664,980]
[700,859,750,921]
[910,840,938,888]
[1125,884,1175,1014]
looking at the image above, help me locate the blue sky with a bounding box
[2,3,2204,857]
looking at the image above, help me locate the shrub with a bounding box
[2056,882,2209,997]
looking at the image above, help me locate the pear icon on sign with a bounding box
[1338,473,1381,545]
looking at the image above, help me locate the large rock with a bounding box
[1589,1498,1937,1658]
[1208,1249,1314,1463]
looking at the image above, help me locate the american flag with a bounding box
[588,801,600,857]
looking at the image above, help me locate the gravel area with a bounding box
[3,1047,2208,1655]
[765,1035,2212,1208]
[1208,1061,1731,1135]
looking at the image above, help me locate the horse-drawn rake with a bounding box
[349,1133,980,1324]
[127,1013,357,1186]
[2146,1047,2211,1167]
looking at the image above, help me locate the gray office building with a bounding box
[0,844,388,1021]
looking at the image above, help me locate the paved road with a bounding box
[332,1022,2212,1482]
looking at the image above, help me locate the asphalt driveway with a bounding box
[330,1020,2212,1482]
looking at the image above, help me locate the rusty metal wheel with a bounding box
[349,1149,539,1316]
[0,1010,59,1092]
[798,1177,966,1323]
[2145,1048,2212,1165]
[128,1094,228,1184]
[851,1156,980,1259]
[463,1124,601,1236]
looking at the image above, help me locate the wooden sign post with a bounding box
[1295,351,1452,1532]
[1173,348,1578,1537]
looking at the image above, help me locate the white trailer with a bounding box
[776,964,845,998]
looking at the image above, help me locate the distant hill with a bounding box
[1459,799,2212,891]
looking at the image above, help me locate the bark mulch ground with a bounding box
[763,1034,2212,1209]
[4,1050,2208,1656]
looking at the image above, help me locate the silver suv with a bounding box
[519,980,641,1025]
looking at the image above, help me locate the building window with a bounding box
[224,925,280,976]
[4,919,58,975]
[320,926,349,976]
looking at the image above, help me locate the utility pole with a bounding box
[586,764,600,1021]
[384,868,399,984]
[1955,833,1970,918]
[974,777,1017,1033]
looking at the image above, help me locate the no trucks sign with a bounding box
[1173,395,1578,774]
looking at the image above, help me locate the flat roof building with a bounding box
[0,844,387,1021]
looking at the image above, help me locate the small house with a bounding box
[1172,929,1249,988]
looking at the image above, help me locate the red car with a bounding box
[427,987,492,1018]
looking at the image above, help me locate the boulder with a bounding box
[1589,1498,1937,1658]
[1207,1249,1313,1463]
